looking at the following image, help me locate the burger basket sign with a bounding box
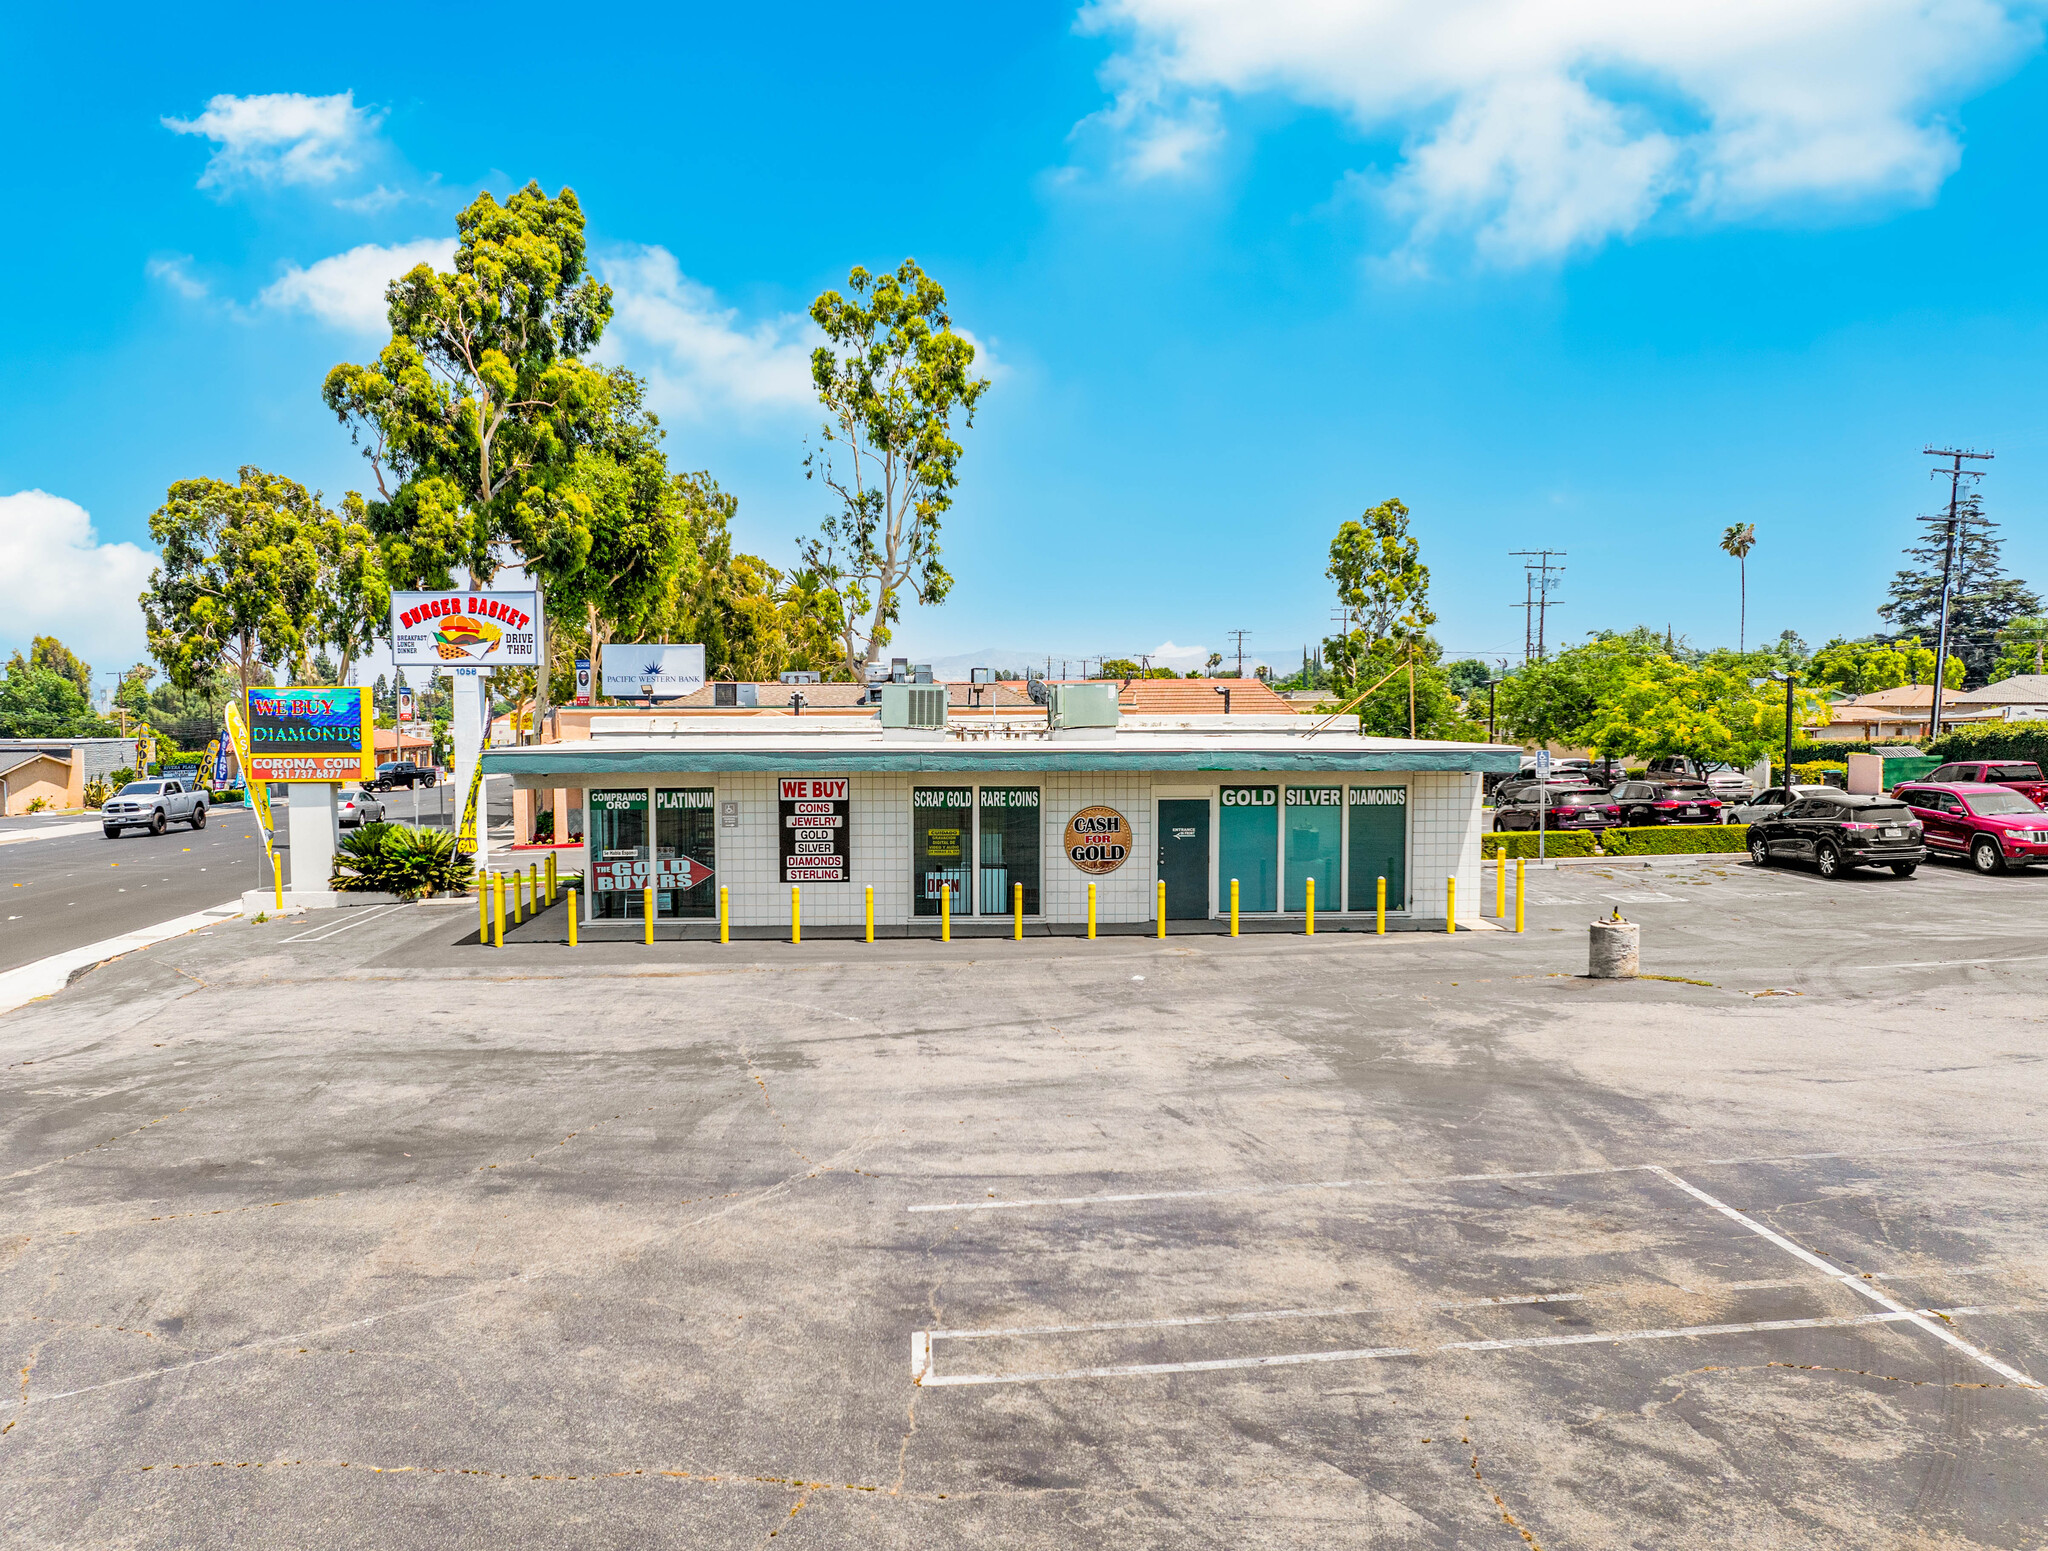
[1064,804,1130,874]
[391,590,542,666]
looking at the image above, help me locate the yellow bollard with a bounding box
[1305,875,1315,936]
[566,888,578,946]
[512,870,524,925]
[492,874,505,948]
[720,885,730,945]
[791,884,801,945]
[1496,846,1506,918]
[1229,878,1239,937]
[477,873,488,943]
[274,862,284,911]
[1515,858,1526,933]
[1157,878,1166,939]
[1013,881,1023,941]
[644,885,654,946]
[864,884,873,944]
[1446,876,1456,934]
[529,862,538,912]
[941,882,951,942]
[1376,875,1386,936]
[1087,883,1097,940]
[546,854,555,905]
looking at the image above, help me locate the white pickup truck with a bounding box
[102,778,208,838]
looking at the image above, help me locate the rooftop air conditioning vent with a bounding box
[880,683,949,731]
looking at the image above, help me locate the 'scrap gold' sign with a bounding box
[1064,805,1130,874]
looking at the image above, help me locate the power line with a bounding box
[1509,551,1566,664]
[1921,445,1994,739]
[1226,628,1252,678]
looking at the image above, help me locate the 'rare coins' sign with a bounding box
[780,777,849,883]
[1064,804,1130,874]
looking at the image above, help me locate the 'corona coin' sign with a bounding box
[1064,804,1130,874]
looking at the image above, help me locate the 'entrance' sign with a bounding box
[780,777,849,882]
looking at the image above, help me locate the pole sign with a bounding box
[391,590,542,666]
[779,778,849,882]
[245,687,375,782]
[601,643,706,701]
[574,657,592,706]
[1535,749,1551,778]
[397,687,416,725]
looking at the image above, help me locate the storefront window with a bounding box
[913,786,974,916]
[588,787,650,920]
[978,787,1040,915]
[1285,786,1342,912]
[1218,784,1279,912]
[655,787,717,918]
[1348,786,1407,911]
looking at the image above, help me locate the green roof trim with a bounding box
[482,746,1520,776]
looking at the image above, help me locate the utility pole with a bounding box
[1509,551,1566,664]
[1921,446,1993,741]
[1226,628,1252,679]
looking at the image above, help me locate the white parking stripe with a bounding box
[931,1292,1586,1342]
[1646,1166,2043,1392]
[907,1137,2048,1216]
[280,903,408,944]
[914,1307,1997,1388]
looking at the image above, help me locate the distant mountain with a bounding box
[909,644,1275,681]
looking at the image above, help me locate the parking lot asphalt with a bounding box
[2,855,2044,1548]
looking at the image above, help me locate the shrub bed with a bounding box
[1925,719,2048,765]
[331,823,474,900]
[1482,830,1597,859]
[1600,824,1749,856]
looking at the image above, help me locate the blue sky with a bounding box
[6,1,2048,688]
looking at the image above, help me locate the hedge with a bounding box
[1925,719,2048,765]
[1601,824,1749,855]
[1484,824,1749,859]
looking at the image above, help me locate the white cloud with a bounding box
[163,90,381,189]
[0,492,157,678]
[1079,0,2044,259]
[145,254,210,300]
[259,238,455,332]
[600,245,816,416]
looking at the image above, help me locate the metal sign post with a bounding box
[1535,749,1550,862]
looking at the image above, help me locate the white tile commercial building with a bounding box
[484,713,1518,931]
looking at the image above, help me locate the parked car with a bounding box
[102,778,207,837]
[1493,773,1593,805]
[1746,793,1925,877]
[338,791,387,827]
[1608,779,1725,825]
[1892,781,2048,873]
[1493,786,1622,832]
[1704,768,1754,799]
[365,760,437,791]
[1922,760,2048,807]
[1726,783,1838,825]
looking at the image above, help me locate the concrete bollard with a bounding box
[1589,915,1640,979]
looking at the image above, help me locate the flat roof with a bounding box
[484,726,1520,777]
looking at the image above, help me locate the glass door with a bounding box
[1218,784,1279,911]
[913,786,974,916]
[655,787,717,918]
[588,787,650,920]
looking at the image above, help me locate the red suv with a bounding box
[1924,761,2048,806]
[1892,781,2048,873]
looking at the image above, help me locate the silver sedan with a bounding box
[337,791,387,827]
[1726,783,1837,824]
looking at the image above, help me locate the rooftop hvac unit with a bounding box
[1048,683,1121,730]
[879,683,949,731]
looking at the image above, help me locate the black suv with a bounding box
[366,760,437,791]
[1746,792,1925,878]
[1493,786,1621,832]
[1609,780,1725,826]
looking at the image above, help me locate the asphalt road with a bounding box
[0,811,267,974]
[3,851,2044,1547]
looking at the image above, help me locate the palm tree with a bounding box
[1720,523,1757,652]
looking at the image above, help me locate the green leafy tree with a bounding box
[5,636,92,700]
[1328,499,1435,645]
[1580,650,1831,766]
[665,473,844,682]
[1493,635,1661,750]
[141,466,326,697]
[801,260,990,681]
[1323,635,1475,739]
[324,182,616,727]
[1810,634,1961,695]
[0,664,115,738]
[1989,616,2048,681]
[314,494,390,686]
[1445,659,1492,701]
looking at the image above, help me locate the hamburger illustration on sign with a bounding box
[1064,805,1130,874]
[433,612,504,661]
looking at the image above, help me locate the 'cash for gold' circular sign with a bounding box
[1064,805,1131,874]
